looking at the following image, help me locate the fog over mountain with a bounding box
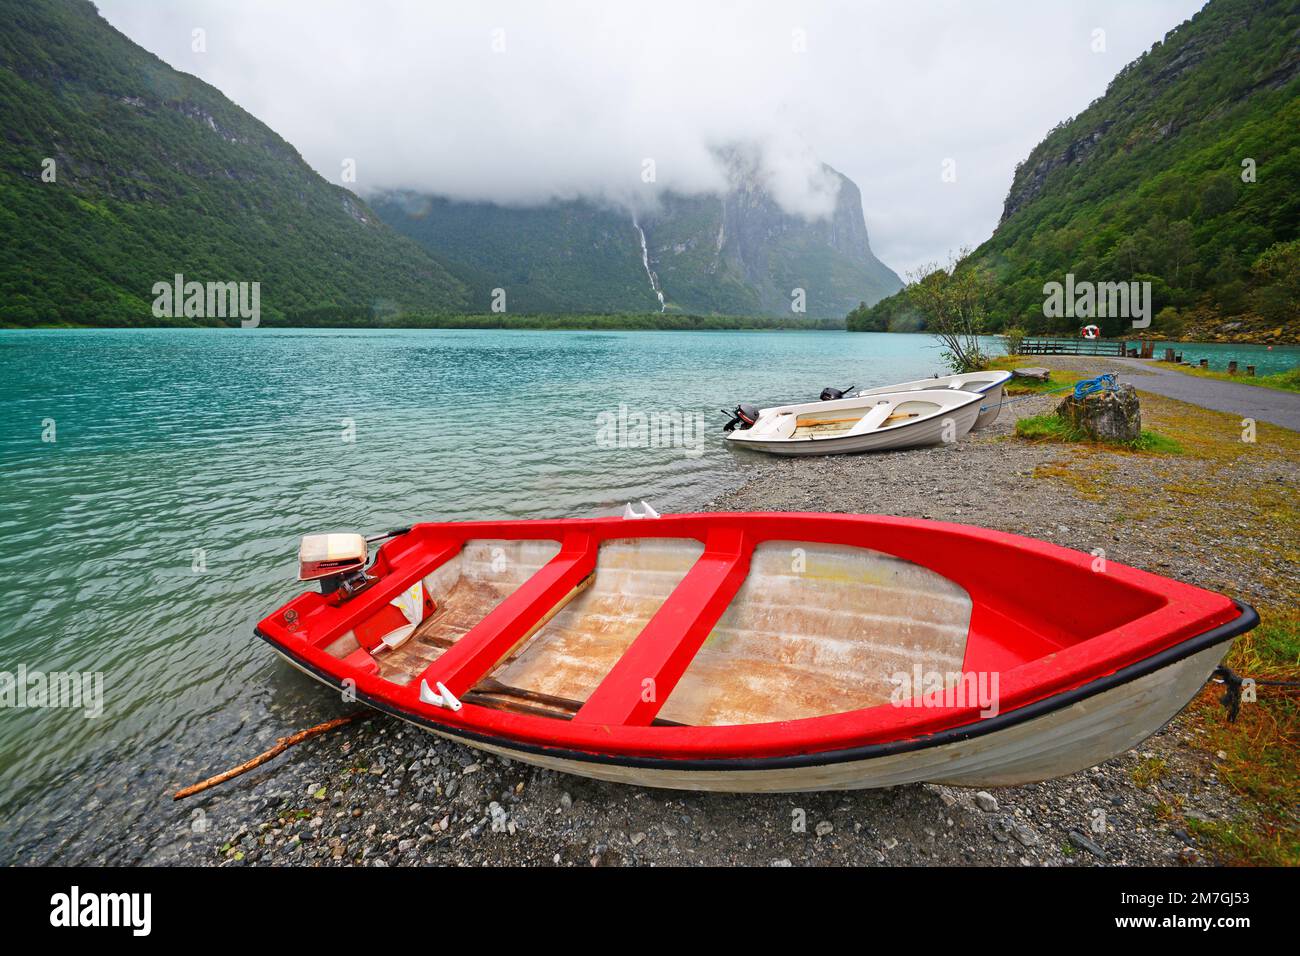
[97,0,1207,274]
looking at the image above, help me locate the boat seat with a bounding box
[574,528,752,727]
[854,401,894,432]
[408,533,599,700]
[750,411,795,439]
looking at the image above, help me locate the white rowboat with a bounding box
[856,370,1013,430]
[726,388,982,456]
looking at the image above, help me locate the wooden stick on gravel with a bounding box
[172,712,370,800]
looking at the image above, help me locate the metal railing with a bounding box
[1018,337,1127,356]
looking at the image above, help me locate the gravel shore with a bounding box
[166,359,1296,867]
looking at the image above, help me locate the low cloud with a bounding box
[97,0,1207,273]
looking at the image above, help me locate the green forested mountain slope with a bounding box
[851,0,1299,341]
[374,162,902,319]
[0,0,469,326]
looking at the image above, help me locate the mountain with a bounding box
[371,160,902,319]
[0,0,898,327]
[851,0,1299,342]
[370,194,662,314]
[0,0,469,327]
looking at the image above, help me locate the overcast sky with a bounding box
[97,0,1207,276]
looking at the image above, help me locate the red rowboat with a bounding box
[256,512,1255,792]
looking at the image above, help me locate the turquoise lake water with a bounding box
[0,327,1295,862]
[1121,339,1298,374]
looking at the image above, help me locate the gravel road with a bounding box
[1111,357,1300,431]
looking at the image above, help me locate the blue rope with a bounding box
[1072,373,1119,400]
[980,371,1120,412]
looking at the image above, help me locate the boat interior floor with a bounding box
[789,398,939,438]
[335,537,975,727]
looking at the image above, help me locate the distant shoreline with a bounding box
[0,313,848,333]
[4,317,1297,345]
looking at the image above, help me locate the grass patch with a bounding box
[1014,413,1183,453]
[1005,373,1086,396]
[1015,414,1079,442]
[1184,609,1300,865]
[1030,459,1109,499]
[1131,756,1169,790]
[1163,363,1300,393]
[1130,431,1185,454]
[1153,797,1186,822]
[1186,818,1294,866]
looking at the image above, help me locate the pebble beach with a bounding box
[146,358,1297,868]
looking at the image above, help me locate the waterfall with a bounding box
[632,218,666,312]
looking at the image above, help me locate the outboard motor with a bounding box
[819,384,856,401]
[297,527,412,599]
[298,532,375,598]
[721,403,761,432]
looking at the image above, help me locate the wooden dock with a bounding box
[1018,337,1127,356]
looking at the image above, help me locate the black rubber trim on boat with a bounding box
[254,599,1258,773]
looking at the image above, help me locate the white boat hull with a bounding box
[728,389,983,456]
[276,640,1229,793]
[973,381,1005,430]
[747,401,977,455]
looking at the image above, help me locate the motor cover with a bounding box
[299,533,368,581]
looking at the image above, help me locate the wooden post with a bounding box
[1199,358,1208,368]
[1247,365,1256,376]
[1228,361,1238,375]
[1164,348,1175,362]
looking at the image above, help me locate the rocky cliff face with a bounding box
[1000,123,1112,223]
[376,158,901,318]
[651,160,898,315]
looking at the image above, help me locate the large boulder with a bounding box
[1056,383,1141,442]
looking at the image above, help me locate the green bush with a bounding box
[1001,326,1027,355]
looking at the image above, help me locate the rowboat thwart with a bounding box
[256,512,1255,792]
